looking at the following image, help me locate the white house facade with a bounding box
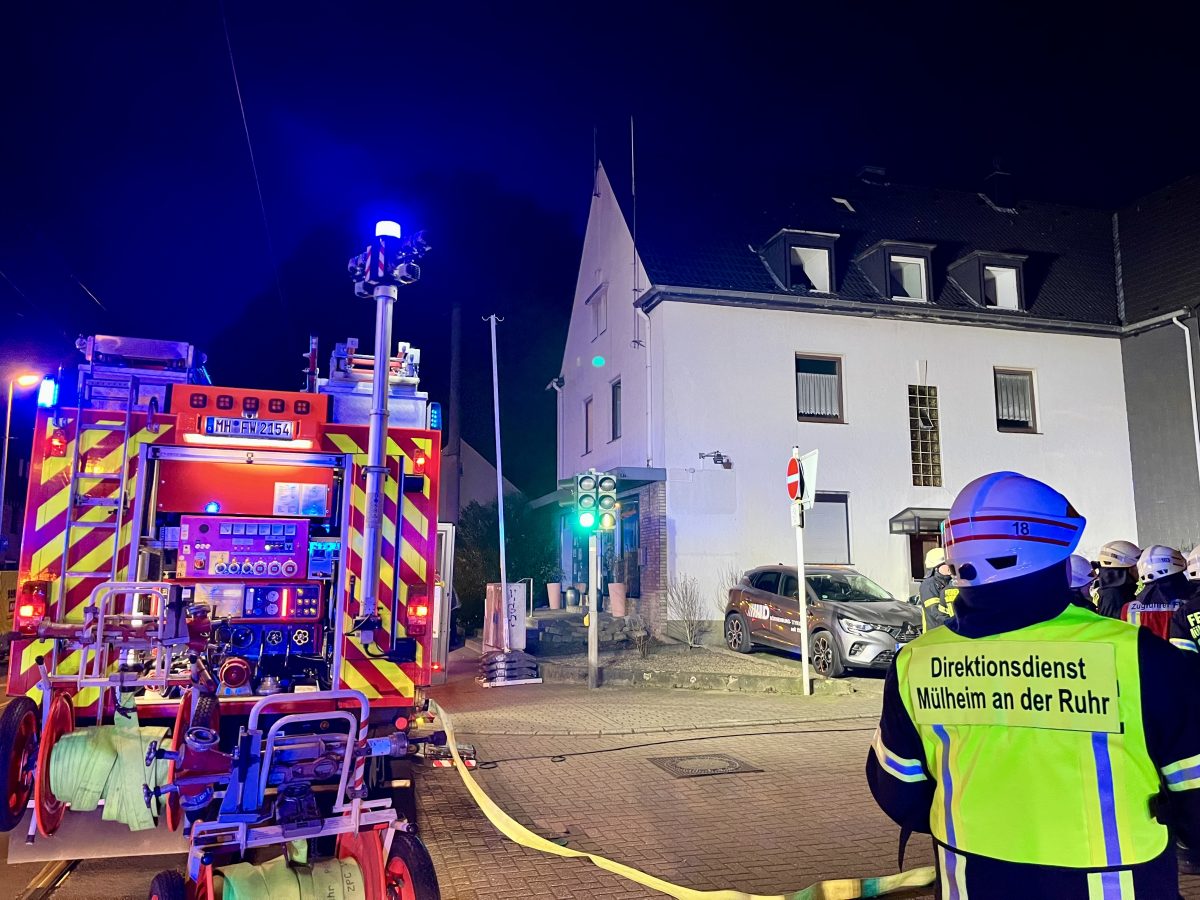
[551,164,1141,633]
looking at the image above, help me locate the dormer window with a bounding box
[790,245,831,293]
[855,241,936,304]
[888,255,928,302]
[947,252,1027,311]
[762,230,839,294]
[984,265,1021,309]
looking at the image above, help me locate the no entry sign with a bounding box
[786,457,801,501]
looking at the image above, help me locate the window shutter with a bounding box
[796,372,840,417]
[996,372,1033,424]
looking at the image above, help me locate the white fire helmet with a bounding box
[1098,540,1142,569]
[924,547,946,570]
[944,471,1085,587]
[1068,555,1095,590]
[1138,545,1186,583]
[1187,545,1200,582]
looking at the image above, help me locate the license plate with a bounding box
[203,417,295,440]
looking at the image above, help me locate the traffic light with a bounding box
[575,471,598,530]
[597,473,618,531]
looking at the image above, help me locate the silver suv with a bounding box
[723,565,922,677]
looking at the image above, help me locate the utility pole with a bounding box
[445,301,463,525]
[485,314,510,652]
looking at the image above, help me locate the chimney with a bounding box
[857,165,888,186]
[984,165,1016,210]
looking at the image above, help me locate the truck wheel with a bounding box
[810,630,844,678]
[724,613,752,653]
[0,697,38,832]
[147,870,186,900]
[385,831,441,900]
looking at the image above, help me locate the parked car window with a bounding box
[780,574,799,599]
[806,572,893,602]
[752,571,780,594]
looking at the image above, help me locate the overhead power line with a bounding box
[219,0,286,311]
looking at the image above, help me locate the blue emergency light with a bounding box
[204,500,221,514]
[428,401,442,431]
[36,377,58,408]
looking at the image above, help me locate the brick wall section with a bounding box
[638,482,669,636]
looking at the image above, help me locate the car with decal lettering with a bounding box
[723,565,922,677]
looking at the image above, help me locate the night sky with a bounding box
[2,4,1193,494]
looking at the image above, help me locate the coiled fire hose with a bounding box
[218,854,364,900]
[48,694,169,831]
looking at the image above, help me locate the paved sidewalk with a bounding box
[431,649,884,735]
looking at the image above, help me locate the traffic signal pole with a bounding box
[588,533,599,689]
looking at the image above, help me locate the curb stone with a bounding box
[534,659,864,695]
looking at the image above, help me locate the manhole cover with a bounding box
[647,753,762,779]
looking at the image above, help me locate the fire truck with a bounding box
[0,324,452,899]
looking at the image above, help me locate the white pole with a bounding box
[1173,318,1200,495]
[487,314,510,653]
[360,284,396,640]
[588,532,599,689]
[793,447,812,697]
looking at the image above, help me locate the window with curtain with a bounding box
[795,355,843,422]
[995,369,1037,432]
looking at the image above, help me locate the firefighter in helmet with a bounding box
[1122,546,1190,640]
[867,471,1200,898]
[1167,545,1200,653]
[1092,539,1141,618]
[1067,554,1097,609]
[919,547,956,632]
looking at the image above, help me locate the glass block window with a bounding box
[908,385,942,487]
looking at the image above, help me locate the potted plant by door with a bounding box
[608,582,627,617]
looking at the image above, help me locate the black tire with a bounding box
[724,612,753,654]
[147,870,186,900]
[0,697,38,832]
[385,831,441,900]
[810,630,844,678]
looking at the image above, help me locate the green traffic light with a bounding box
[592,355,606,367]
[579,511,596,528]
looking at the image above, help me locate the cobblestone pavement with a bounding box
[418,650,926,899]
[421,650,1200,899]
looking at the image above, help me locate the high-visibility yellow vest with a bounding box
[895,604,1166,868]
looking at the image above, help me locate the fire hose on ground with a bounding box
[431,700,936,900]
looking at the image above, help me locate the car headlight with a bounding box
[838,616,877,634]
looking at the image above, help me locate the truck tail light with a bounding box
[15,581,48,634]
[405,595,429,637]
[48,428,68,458]
[412,452,427,476]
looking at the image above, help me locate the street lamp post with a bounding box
[1,373,41,563]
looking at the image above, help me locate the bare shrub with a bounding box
[627,613,652,659]
[668,574,716,648]
[714,560,743,610]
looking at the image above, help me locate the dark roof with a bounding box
[1118,175,1200,324]
[638,179,1120,326]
